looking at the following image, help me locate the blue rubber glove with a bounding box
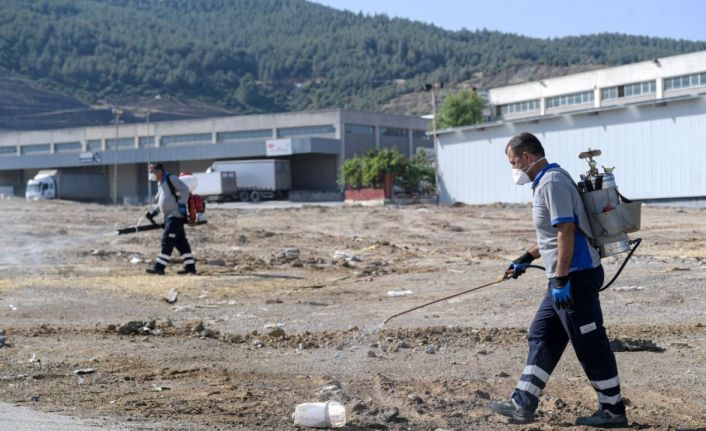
[508,262,530,279]
[178,203,188,217]
[550,276,573,309]
[507,251,535,279]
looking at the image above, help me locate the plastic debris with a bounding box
[293,401,346,428]
[387,290,414,297]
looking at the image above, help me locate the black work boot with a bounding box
[146,263,165,275]
[177,264,197,276]
[575,408,628,428]
[489,399,534,423]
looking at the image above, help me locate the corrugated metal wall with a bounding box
[438,96,706,204]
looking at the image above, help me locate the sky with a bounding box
[311,0,706,42]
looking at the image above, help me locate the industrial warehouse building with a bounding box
[0,109,430,202]
[436,50,706,206]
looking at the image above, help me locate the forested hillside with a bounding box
[1,0,705,118]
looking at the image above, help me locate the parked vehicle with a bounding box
[180,171,237,203]
[210,159,291,202]
[25,170,109,202]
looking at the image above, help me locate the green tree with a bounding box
[436,90,485,129]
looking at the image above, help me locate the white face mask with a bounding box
[512,157,545,186]
[148,172,157,182]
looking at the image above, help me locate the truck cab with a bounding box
[25,173,56,200]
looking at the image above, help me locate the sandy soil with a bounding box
[0,198,705,430]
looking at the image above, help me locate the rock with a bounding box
[474,389,490,400]
[610,338,665,352]
[116,321,147,335]
[367,350,378,358]
[397,341,411,349]
[237,234,248,244]
[0,329,5,336]
[191,321,205,333]
[407,395,424,404]
[370,342,379,348]
[207,258,227,267]
[496,371,510,378]
[0,335,6,347]
[283,248,300,260]
[351,400,368,412]
[425,346,436,354]
[163,288,179,304]
[335,343,345,351]
[268,327,286,338]
[382,407,400,422]
[200,329,215,338]
[483,334,493,342]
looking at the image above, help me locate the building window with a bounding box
[664,72,706,91]
[546,91,594,109]
[0,146,17,156]
[55,142,82,153]
[412,130,431,140]
[161,133,212,146]
[139,136,156,148]
[380,127,407,137]
[217,129,272,142]
[498,99,540,116]
[21,144,51,154]
[277,125,336,138]
[603,80,656,100]
[106,137,135,150]
[345,124,375,136]
[86,139,102,151]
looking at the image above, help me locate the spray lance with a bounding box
[383,148,643,325]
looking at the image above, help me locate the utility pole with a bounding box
[111,107,123,205]
[424,82,444,205]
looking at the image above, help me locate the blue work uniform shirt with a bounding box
[531,163,600,278]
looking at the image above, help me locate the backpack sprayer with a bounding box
[383,148,642,324]
[116,172,207,235]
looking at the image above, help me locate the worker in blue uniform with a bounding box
[145,163,197,276]
[489,133,627,427]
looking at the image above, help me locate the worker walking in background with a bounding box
[489,133,627,427]
[145,163,197,276]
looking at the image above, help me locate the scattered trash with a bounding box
[8,304,17,311]
[252,339,264,348]
[613,285,645,292]
[292,401,346,428]
[129,256,142,264]
[382,406,400,423]
[30,395,40,402]
[236,312,257,319]
[0,335,6,348]
[28,353,40,363]
[610,338,665,352]
[74,368,97,375]
[425,346,436,354]
[333,250,361,262]
[387,290,414,297]
[152,384,171,392]
[283,248,300,260]
[164,288,178,304]
[263,322,285,329]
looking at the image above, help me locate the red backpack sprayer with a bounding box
[116,172,207,235]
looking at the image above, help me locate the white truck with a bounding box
[180,171,238,203]
[25,169,109,202]
[210,159,291,202]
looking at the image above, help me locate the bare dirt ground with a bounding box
[0,198,705,430]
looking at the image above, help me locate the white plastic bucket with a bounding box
[292,401,346,428]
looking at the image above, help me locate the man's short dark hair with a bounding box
[506,132,545,158]
[149,163,165,172]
